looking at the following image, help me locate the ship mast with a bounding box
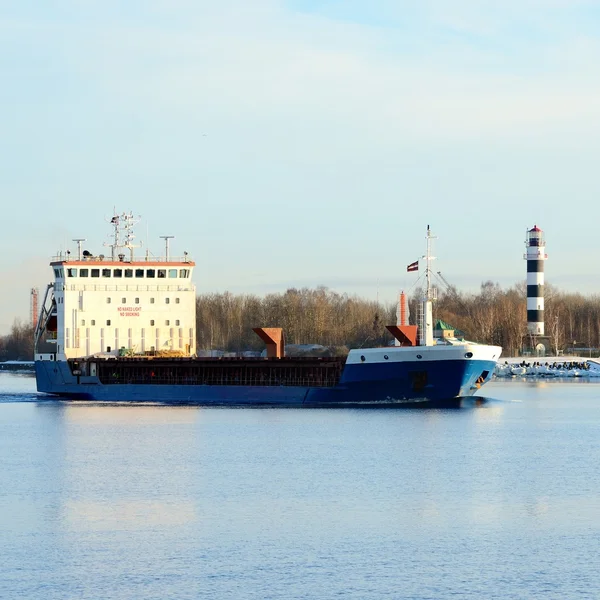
[160,235,175,262]
[73,238,86,261]
[105,211,142,261]
[425,225,432,301]
[420,225,436,346]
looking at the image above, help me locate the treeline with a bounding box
[2,283,600,361]
[196,287,395,353]
[197,283,600,357]
[0,321,35,361]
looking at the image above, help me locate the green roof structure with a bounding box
[434,319,465,338]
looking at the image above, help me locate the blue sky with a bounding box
[1,0,600,333]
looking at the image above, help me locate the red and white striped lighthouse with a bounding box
[524,225,547,336]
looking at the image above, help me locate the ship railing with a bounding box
[51,254,192,263]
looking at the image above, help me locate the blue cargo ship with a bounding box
[34,215,501,405]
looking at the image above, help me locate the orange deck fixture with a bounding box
[386,325,418,347]
[253,327,286,358]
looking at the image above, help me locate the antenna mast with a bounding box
[73,238,86,261]
[105,211,142,261]
[419,225,437,346]
[425,225,436,301]
[160,235,175,262]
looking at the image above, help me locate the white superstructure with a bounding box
[35,212,196,361]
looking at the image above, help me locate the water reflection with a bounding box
[60,404,199,424]
[471,400,506,422]
[3,378,600,599]
[63,500,196,531]
[29,403,202,542]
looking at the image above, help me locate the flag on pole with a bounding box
[406,260,419,272]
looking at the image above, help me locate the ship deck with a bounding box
[73,356,346,388]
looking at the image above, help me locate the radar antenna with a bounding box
[104,211,142,261]
[160,235,175,262]
[72,238,86,261]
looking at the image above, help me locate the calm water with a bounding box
[1,373,600,599]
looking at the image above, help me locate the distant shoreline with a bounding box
[0,361,35,373]
[500,356,597,364]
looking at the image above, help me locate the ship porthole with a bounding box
[416,354,422,359]
[360,355,366,362]
[465,352,473,358]
[384,355,388,360]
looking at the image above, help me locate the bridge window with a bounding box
[114,269,122,278]
[102,269,111,278]
[91,269,100,278]
[80,269,89,277]
[158,269,166,278]
[67,268,77,277]
[179,269,189,278]
[165,320,170,326]
[150,320,155,326]
[175,320,180,326]
[124,269,133,278]
[121,297,126,303]
[147,269,155,278]
[107,298,112,304]
[169,269,177,278]
[106,320,111,326]
[135,297,139,304]
[165,298,170,304]
[135,269,144,278]
[175,298,180,304]
[91,320,96,326]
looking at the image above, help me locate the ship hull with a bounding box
[35,354,498,406]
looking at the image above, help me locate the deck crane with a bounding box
[436,271,455,294]
[435,271,472,318]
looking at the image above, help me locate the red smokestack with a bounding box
[400,291,407,326]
